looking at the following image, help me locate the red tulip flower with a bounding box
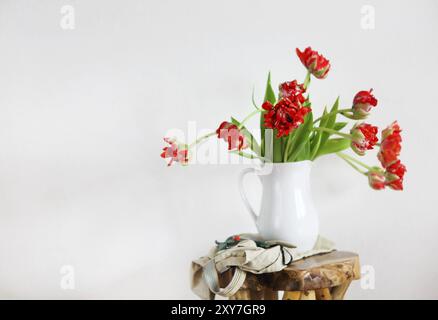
[350,123,379,156]
[385,160,406,190]
[378,121,402,168]
[279,80,306,104]
[263,98,311,138]
[160,138,189,166]
[296,47,330,79]
[352,89,378,119]
[216,121,247,151]
[367,169,386,190]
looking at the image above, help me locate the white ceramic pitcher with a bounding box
[238,160,319,251]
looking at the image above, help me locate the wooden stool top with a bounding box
[271,251,360,291]
[220,251,360,293]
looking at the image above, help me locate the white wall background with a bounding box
[0,0,437,299]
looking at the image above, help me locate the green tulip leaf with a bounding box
[316,138,351,157]
[333,122,348,131]
[310,106,328,160]
[317,97,339,154]
[263,72,276,105]
[288,112,314,161]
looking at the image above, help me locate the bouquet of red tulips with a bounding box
[161,47,406,191]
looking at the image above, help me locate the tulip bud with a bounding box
[351,89,378,119]
[296,47,330,79]
[378,121,402,168]
[350,123,378,156]
[216,121,247,151]
[385,160,406,190]
[381,121,401,140]
[367,168,386,190]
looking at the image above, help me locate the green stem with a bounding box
[189,132,216,148]
[336,152,373,171]
[251,87,259,110]
[239,108,262,129]
[337,154,367,175]
[313,108,352,123]
[230,150,270,162]
[303,71,311,90]
[313,127,352,139]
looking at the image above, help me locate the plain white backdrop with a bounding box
[0,0,437,299]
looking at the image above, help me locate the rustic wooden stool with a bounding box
[219,251,360,300]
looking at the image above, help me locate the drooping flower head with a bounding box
[350,123,379,156]
[262,98,311,138]
[296,47,330,79]
[352,89,378,119]
[216,121,247,151]
[385,160,406,190]
[367,168,386,190]
[378,121,402,168]
[160,137,189,166]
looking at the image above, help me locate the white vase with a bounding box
[238,160,319,251]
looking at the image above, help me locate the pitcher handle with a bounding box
[238,168,259,223]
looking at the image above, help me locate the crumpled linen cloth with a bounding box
[190,234,335,300]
